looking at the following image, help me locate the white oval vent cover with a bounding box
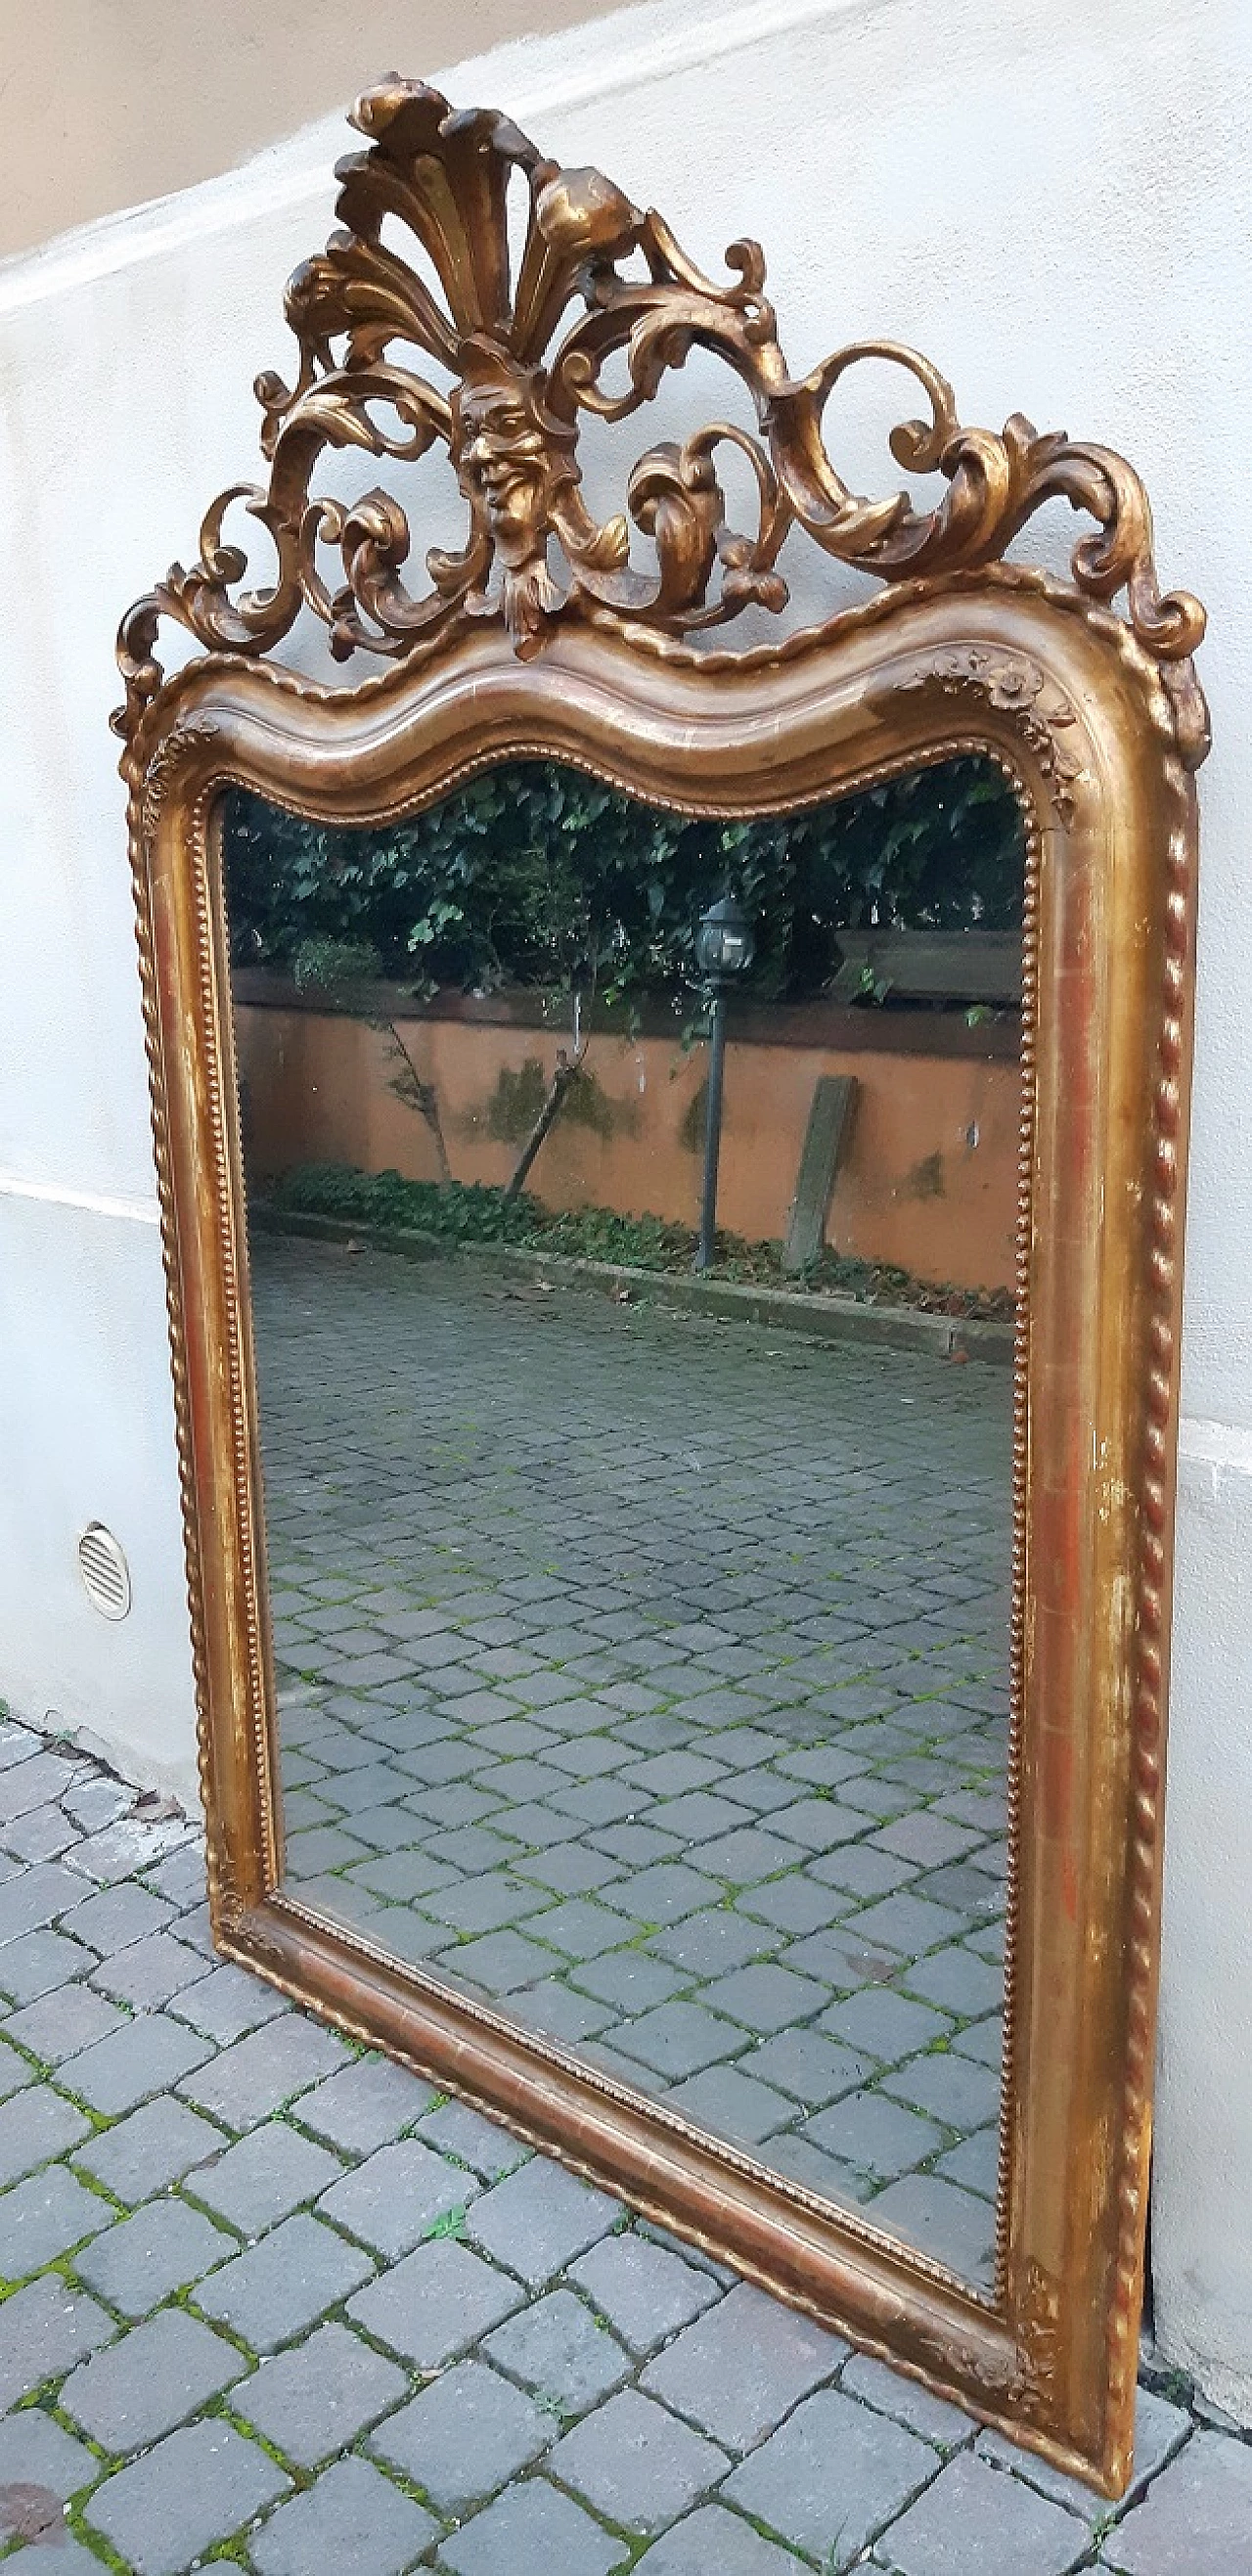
[78,1522,132,1621]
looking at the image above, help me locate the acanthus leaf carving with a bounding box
[113,77,1208,766]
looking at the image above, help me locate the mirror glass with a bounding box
[222,756,1022,2291]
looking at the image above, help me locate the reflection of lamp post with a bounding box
[693,893,755,1272]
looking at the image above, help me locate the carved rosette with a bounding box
[898,650,1085,822]
[114,77,1208,770]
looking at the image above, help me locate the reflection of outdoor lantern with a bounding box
[694,893,755,987]
[693,893,756,1272]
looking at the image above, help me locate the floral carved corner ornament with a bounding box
[114,78,1208,764]
[897,650,1085,823]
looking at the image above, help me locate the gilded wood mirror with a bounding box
[114,79,1208,2498]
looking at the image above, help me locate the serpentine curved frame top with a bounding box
[114,75,1208,770]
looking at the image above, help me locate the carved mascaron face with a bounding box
[453,368,559,566]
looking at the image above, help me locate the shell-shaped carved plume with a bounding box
[114,76,1208,770]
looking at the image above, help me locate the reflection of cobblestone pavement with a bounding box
[258,1236,1010,2290]
[1,1732,1244,2570]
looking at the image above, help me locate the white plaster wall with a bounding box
[1156,1430,1252,2420]
[1,0,1248,2409]
[1,0,629,258]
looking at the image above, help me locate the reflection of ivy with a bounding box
[221,756,1023,1008]
[269,1162,1014,1318]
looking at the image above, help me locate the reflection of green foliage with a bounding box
[222,757,1023,1008]
[268,1161,1013,1318]
[290,934,382,993]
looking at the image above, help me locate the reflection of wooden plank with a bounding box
[832,929,1021,1005]
[783,1075,857,1273]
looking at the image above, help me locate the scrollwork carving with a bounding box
[114,76,1208,766]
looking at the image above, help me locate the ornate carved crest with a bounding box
[114,78,1207,760]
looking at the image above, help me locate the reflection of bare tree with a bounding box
[288,938,454,1187]
[381,1020,452,1185]
[503,1030,590,1204]
[502,893,599,1208]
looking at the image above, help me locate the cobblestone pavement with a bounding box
[256,1237,1010,2286]
[2,1730,1251,2571]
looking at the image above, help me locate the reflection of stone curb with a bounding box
[252,1202,1014,1366]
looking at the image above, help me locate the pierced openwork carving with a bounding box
[114,77,1206,760]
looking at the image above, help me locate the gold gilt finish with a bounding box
[114,79,1208,2500]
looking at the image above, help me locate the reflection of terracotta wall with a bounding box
[235,1006,1019,1291]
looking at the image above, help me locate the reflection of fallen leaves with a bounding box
[840,1948,899,1985]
